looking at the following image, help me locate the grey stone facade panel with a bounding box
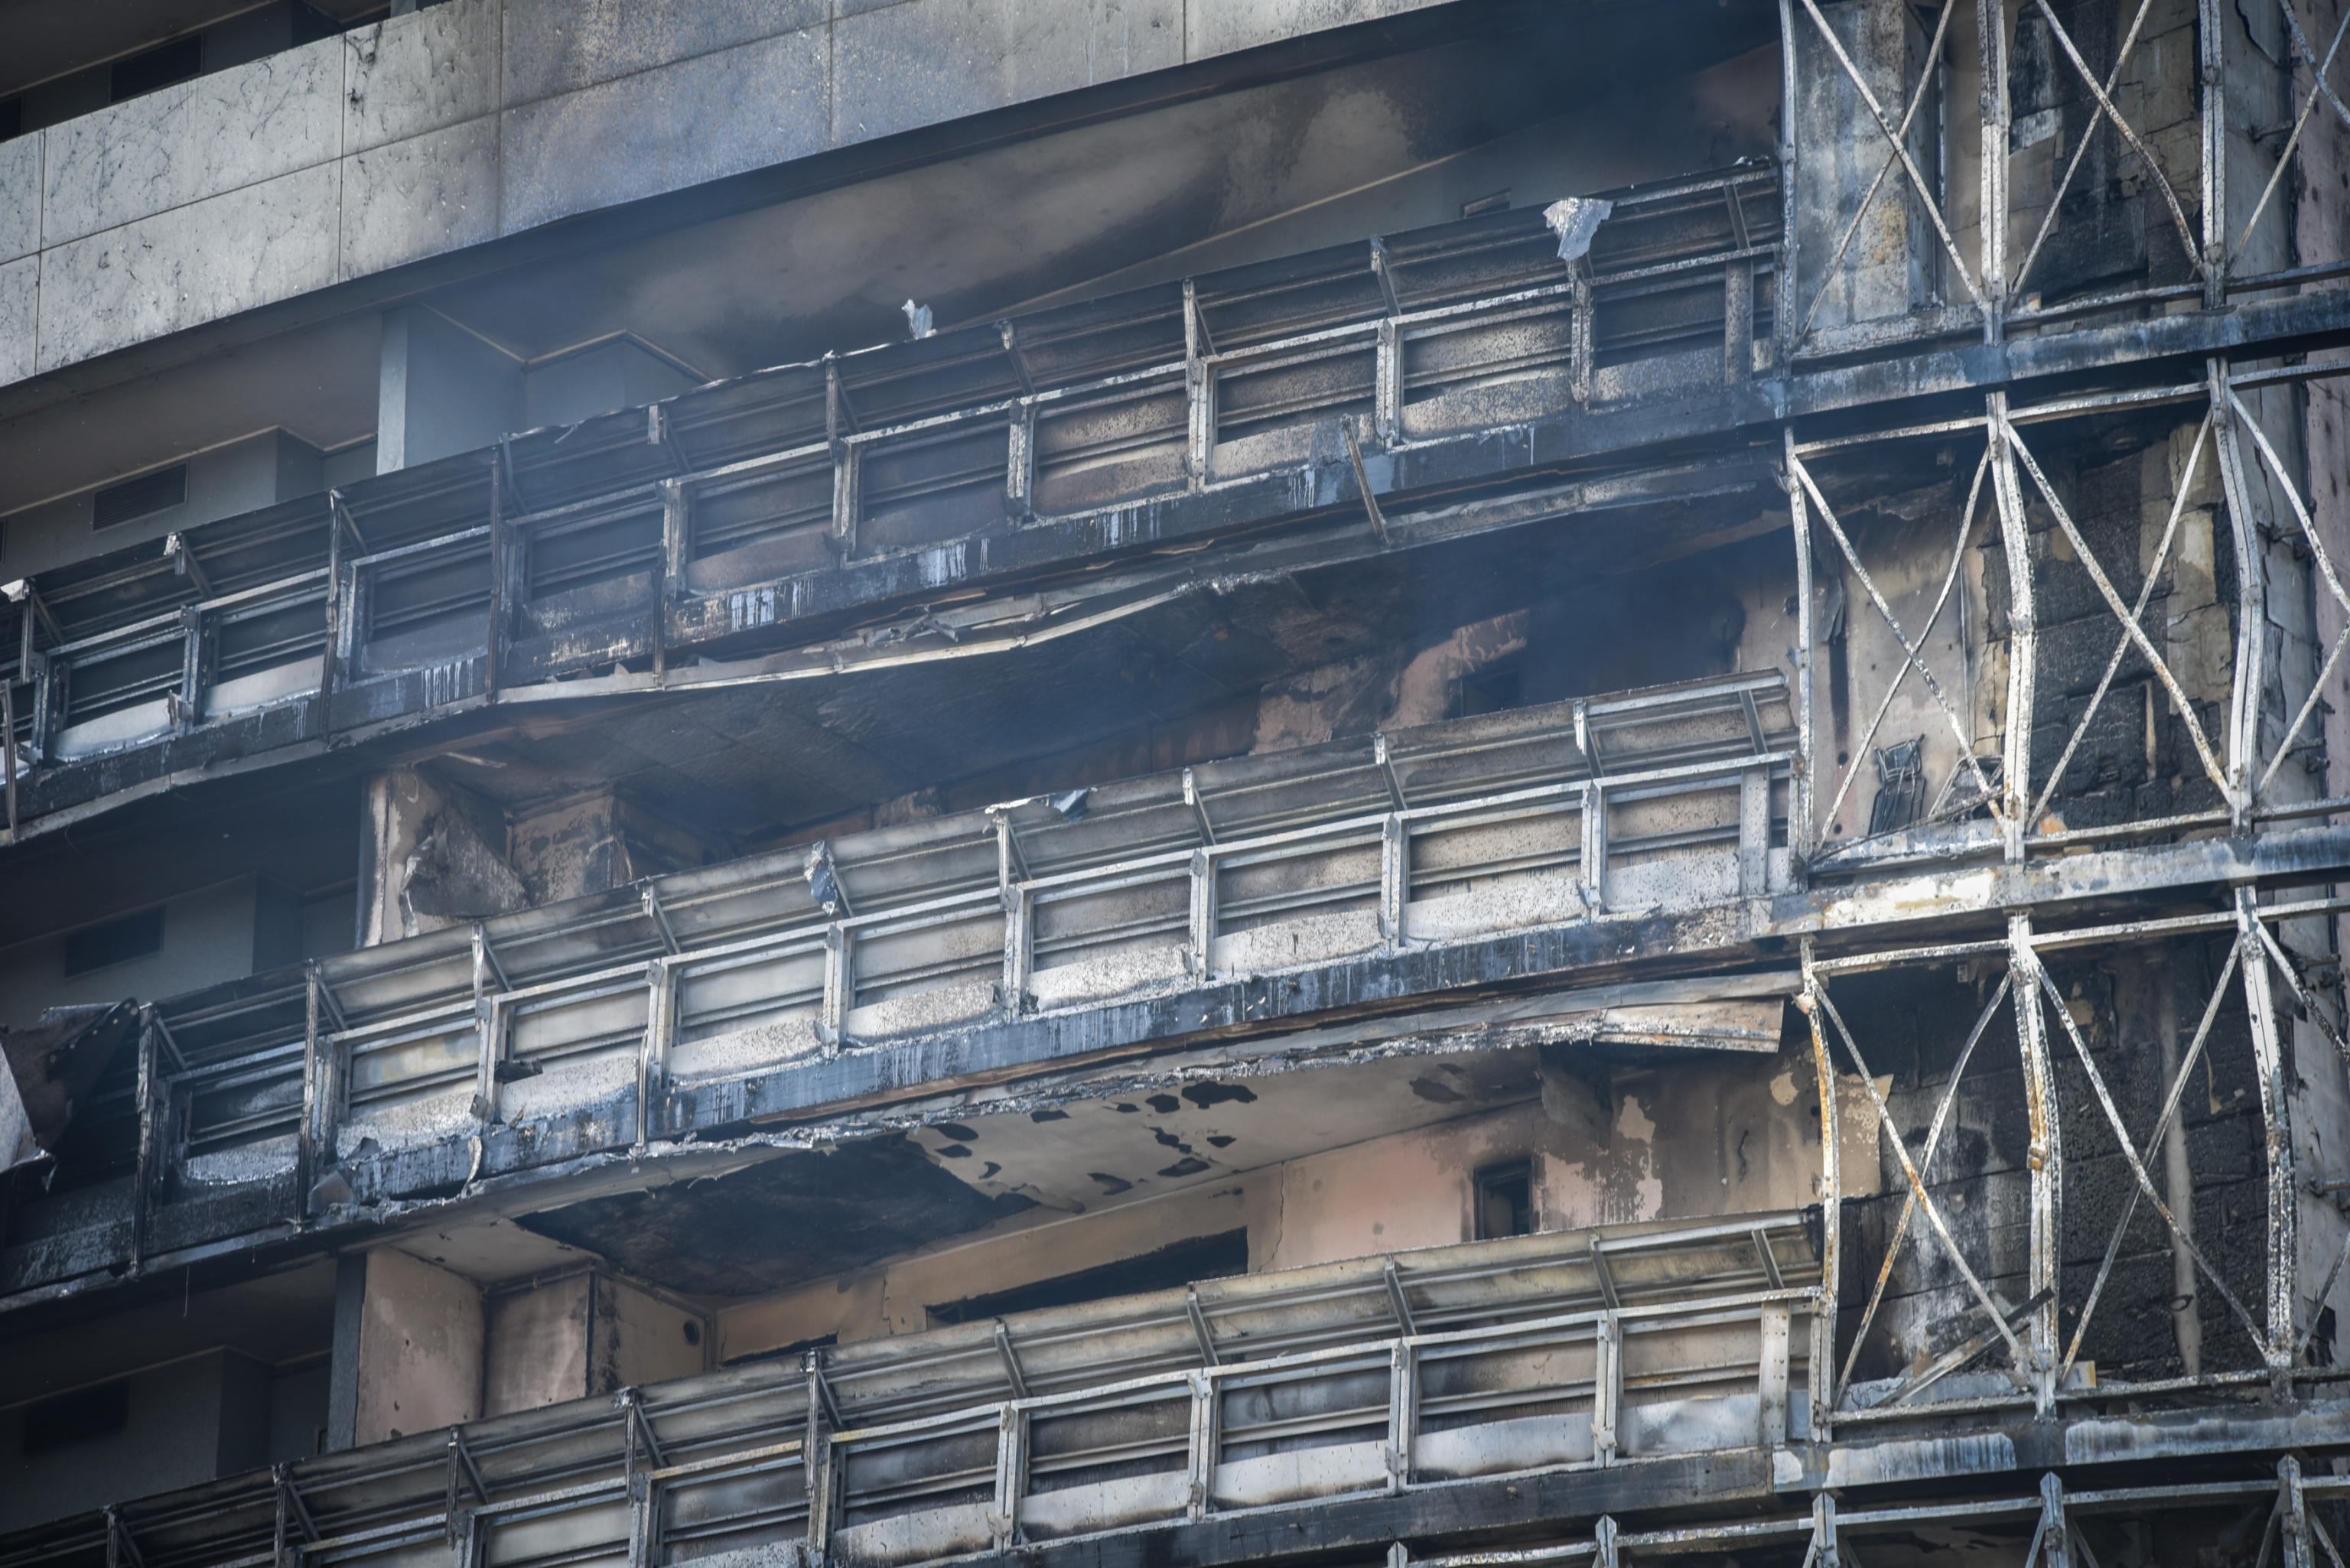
[38,41,343,250]
[0,137,40,266]
[499,0,826,107]
[35,164,343,372]
[343,0,505,158]
[0,0,1449,389]
[0,259,35,386]
[340,118,503,279]
[499,27,830,233]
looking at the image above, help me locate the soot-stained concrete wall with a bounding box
[1821,943,2349,1388]
[711,1049,1886,1363]
[340,1248,484,1447]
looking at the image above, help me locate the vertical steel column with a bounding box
[1777,0,1801,366]
[1978,0,2010,341]
[2237,887,2301,1375]
[2213,361,2266,828]
[1788,427,1817,861]
[2200,0,2228,305]
[2009,914,2061,1411]
[1990,393,2035,858]
[1798,942,1840,1441]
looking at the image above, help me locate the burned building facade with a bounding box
[2,1,2350,1567]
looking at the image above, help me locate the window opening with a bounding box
[1474,1160,1535,1240]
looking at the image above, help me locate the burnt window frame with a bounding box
[1473,1158,1535,1241]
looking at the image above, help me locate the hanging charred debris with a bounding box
[2,1,2350,1566]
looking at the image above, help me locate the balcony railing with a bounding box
[4,672,1797,1298]
[0,1217,1818,1568]
[0,167,1781,828]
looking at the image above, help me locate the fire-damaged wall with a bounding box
[1828,939,2350,1388]
[709,1045,1886,1361]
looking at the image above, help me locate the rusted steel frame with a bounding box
[2212,363,2269,827]
[2059,939,2241,1380]
[2230,2,2350,270]
[2007,280,2205,326]
[2228,389,2350,797]
[1790,454,2003,821]
[2010,0,2173,299]
[1796,414,1990,456]
[42,563,330,660]
[2007,916,2062,1410]
[1979,0,2011,338]
[1834,971,2012,1409]
[1797,943,1840,1436]
[2033,955,2277,1358]
[1797,0,1986,307]
[2028,415,2215,826]
[2202,0,2230,304]
[1990,393,2035,854]
[2026,2,2205,282]
[1819,441,1990,840]
[2005,422,2235,805]
[2029,806,2236,847]
[2249,915,2350,1074]
[1798,0,1962,340]
[1776,0,1801,367]
[1810,974,2034,1378]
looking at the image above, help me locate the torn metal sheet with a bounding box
[1,1001,138,1173]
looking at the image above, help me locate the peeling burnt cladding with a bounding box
[0,672,1821,1309]
[8,0,2350,1557]
[0,163,1799,854]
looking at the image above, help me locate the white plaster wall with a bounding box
[353,1248,483,1445]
